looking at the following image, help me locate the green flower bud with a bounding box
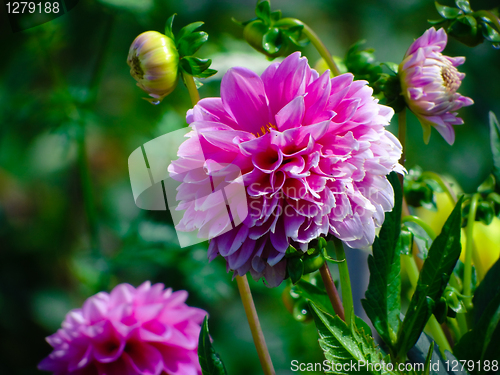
[243,20,291,58]
[303,253,325,274]
[127,31,179,104]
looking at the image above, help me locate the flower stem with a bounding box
[274,18,341,77]
[319,263,345,321]
[402,254,453,355]
[182,72,200,106]
[420,171,457,204]
[402,215,437,240]
[332,238,354,327]
[235,275,276,375]
[426,315,453,355]
[463,193,480,310]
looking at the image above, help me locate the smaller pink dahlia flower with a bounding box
[399,27,473,145]
[38,282,206,375]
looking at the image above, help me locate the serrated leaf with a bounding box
[454,291,500,374]
[455,0,471,13]
[294,280,372,336]
[177,31,209,56]
[435,1,462,19]
[256,0,271,24]
[396,197,463,360]
[165,14,176,40]
[310,303,392,375]
[482,22,500,42]
[198,317,228,375]
[489,112,500,188]
[180,57,212,76]
[361,172,402,353]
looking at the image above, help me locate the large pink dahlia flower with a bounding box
[39,282,206,375]
[169,52,403,287]
[399,27,473,145]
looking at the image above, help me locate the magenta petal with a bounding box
[221,67,271,135]
[124,340,163,375]
[275,96,305,131]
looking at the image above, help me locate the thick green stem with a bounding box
[319,263,345,321]
[235,275,276,375]
[463,193,480,310]
[402,215,437,240]
[402,254,453,355]
[332,238,354,327]
[183,73,200,106]
[426,316,453,355]
[274,18,341,77]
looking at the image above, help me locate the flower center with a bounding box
[440,63,460,93]
[255,123,278,137]
[130,54,144,80]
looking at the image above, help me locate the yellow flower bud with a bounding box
[127,31,179,104]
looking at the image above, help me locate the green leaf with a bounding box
[270,10,282,22]
[455,0,471,13]
[255,0,271,24]
[165,14,176,40]
[295,280,372,336]
[180,57,212,76]
[262,27,281,54]
[288,257,304,284]
[196,69,218,79]
[407,333,468,375]
[310,303,392,374]
[405,221,433,259]
[435,1,462,19]
[396,228,413,256]
[482,22,500,43]
[177,31,209,57]
[454,291,500,374]
[294,279,336,316]
[198,317,228,375]
[361,172,402,352]
[489,112,500,188]
[473,257,500,325]
[396,196,464,360]
[177,21,204,41]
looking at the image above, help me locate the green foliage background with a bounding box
[0,0,498,374]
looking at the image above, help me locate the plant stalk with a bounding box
[463,193,479,310]
[319,263,345,321]
[236,275,276,375]
[332,238,354,327]
[183,72,200,106]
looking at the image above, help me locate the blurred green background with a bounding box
[0,0,499,374]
